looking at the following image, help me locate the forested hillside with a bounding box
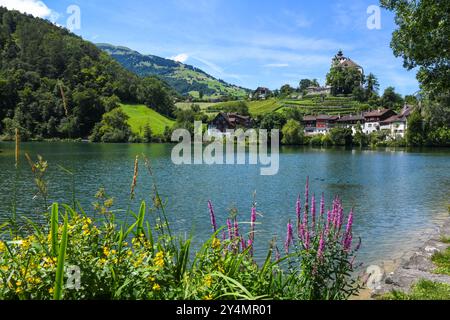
[0,7,175,140]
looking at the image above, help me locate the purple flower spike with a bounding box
[311,194,316,230]
[317,232,325,261]
[285,221,294,254]
[343,209,354,251]
[296,196,302,238]
[234,219,240,239]
[250,206,257,242]
[227,219,233,240]
[208,201,217,233]
[320,193,325,220]
[304,230,310,251]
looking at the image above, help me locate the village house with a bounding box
[251,87,271,100]
[379,106,413,138]
[208,112,252,134]
[362,109,397,134]
[337,114,365,134]
[303,115,339,135]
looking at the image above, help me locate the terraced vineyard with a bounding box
[280,96,370,116]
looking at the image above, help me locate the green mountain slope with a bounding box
[97,43,249,99]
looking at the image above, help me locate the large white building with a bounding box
[379,106,413,139]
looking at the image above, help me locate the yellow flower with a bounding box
[148,276,155,282]
[111,250,117,255]
[49,287,54,294]
[152,283,161,291]
[212,238,221,249]
[204,275,213,287]
[15,287,23,294]
[203,294,213,300]
[16,280,22,287]
[153,251,165,268]
[0,241,5,252]
[103,247,110,257]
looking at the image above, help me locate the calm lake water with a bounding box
[0,142,449,266]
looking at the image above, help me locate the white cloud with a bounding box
[264,63,289,68]
[168,53,189,63]
[0,0,56,19]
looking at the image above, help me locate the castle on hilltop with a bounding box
[332,50,364,75]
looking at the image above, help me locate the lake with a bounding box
[0,142,449,266]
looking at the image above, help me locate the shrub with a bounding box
[281,120,305,145]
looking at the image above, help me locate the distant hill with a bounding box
[97,43,250,99]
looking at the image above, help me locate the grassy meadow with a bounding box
[120,104,175,136]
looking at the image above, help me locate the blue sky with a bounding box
[1,0,420,95]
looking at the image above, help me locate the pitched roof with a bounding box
[364,109,395,118]
[303,115,317,121]
[338,114,365,122]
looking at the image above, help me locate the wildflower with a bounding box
[148,276,155,282]
[311,194,316,230]
[234,219,240,239]
[317,232,325,261]
[48,287,54,294]
[227,219,233,240]
[0,241,5,252]
[153,283,161,291]
[320,193,325,220]
[284,221,293,254]
[212,238,221,250]
[153,251,165,268]
[204,275,213,287]
[203,294,213,300]
[343,209,354,251]
[103,247,110,257]
[296,196,302,239]
[208,201,217,233]
[250,206,257,244]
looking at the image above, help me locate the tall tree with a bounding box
[365,73,380,98]
[381,87,404,110]
[381,0,449,99]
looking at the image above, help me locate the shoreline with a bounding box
[366,212,450,299]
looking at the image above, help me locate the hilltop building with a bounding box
[332,50,364,75]
[252,87,271,100]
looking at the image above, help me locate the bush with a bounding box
[281,120,305,145]
[89,108,133,143]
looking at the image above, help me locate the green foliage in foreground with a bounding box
[381,280,450,300]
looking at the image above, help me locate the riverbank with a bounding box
[370,211,450,299]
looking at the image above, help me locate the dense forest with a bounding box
[0,7,175,140]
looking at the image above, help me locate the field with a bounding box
[248,99,284,115]
[120,103,175,135]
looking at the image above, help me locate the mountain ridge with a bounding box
[97,43,250,99]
